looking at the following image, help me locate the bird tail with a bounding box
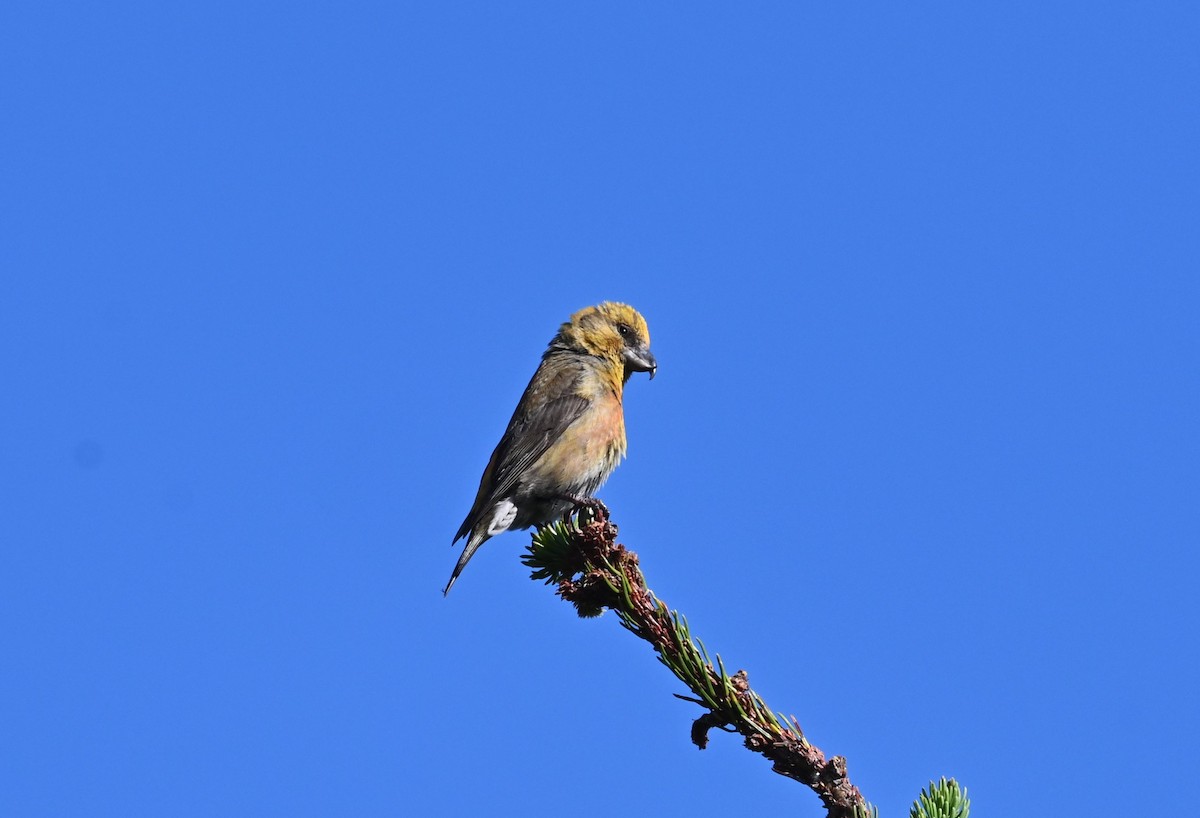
[444,499,518,595]
[443,532,487,595]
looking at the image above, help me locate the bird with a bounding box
[444,302,657,594]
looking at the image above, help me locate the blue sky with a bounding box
[3,3,1197,816]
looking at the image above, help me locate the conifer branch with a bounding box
[521,504,875,818]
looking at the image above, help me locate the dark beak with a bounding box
[624,347,658,380]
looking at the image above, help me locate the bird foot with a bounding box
[556,494,609,524]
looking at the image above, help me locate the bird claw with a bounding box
[557,494,609,525]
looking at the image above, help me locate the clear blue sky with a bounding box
[3,3,1197,816]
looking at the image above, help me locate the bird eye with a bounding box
[617,323,633,340]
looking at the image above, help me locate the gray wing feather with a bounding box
[454,358,589,543]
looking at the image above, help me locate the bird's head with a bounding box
[559,302,657,382]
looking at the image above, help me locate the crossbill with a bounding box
[444,302,657,595]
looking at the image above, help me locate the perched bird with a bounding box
[445,302,657,594]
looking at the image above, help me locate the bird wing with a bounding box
[454,361,590,542]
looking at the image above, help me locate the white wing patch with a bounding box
[485,499,519,536]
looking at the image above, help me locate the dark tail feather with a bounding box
[443,534,486,595]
